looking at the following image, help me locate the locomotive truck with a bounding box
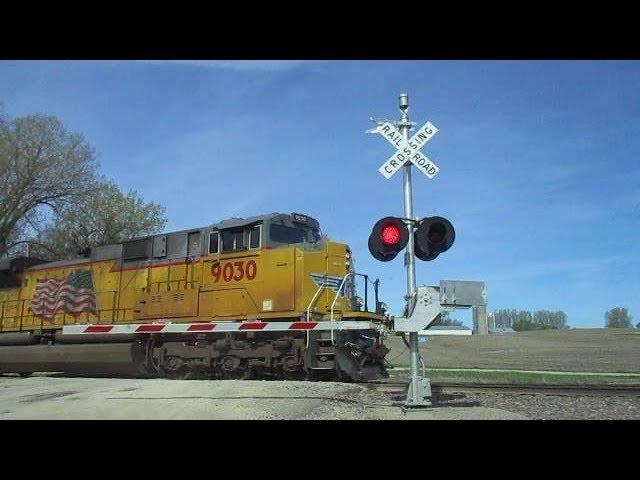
[0,212,390,381]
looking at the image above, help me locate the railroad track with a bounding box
[366,379,640,397]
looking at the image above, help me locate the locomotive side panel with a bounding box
[264,247,295,313]
[201,250,260,318]
[114,262,149,322]
[0,287,21,331]
[92,260,120,323]
[17,261,101,330]
[325,241,350,314]
[292,242,350,315]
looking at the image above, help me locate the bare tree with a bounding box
[0,111,97,256]
[605,307,632,328]
[28,181,167,259]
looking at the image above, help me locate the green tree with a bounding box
[494,308,569,330]
[604,307,632,328]
[0,110,97,256]
[28,181,166,260]
[0,106,167,260]
[493,308,519,328]
[513,310,534,331]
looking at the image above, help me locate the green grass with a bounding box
[384,328,640,374]
[387,367,640,385]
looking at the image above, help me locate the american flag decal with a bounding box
[30,269,97,319]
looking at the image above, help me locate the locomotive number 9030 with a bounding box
[211,260,257,283]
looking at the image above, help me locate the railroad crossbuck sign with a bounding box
[368,121,440,179]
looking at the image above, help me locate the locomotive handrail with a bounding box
[305,282,328,323]
[305,281,331,348]
[329,273,355,321]
[329,273,379,344]
[330,273,379,321]
[329,272,355,344]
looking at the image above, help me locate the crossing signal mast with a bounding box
[368,93,456,407]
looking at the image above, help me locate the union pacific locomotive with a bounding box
[0,212,389,381]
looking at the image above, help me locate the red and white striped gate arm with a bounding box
[62,320,375,335]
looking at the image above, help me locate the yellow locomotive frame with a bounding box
[0,212,383,332]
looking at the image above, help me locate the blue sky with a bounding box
[1,60,638,328]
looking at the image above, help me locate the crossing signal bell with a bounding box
[368,216,455,262]
[368,217,409,262]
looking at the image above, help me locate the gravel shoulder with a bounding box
[458,392,640,420]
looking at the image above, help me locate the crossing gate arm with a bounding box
[62,320,376,335]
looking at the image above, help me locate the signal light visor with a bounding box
[414,216,455,261]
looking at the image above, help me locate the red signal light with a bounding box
[380,223,401,246]
[368,217,409,262]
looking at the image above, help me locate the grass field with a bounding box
[384,328,640,377]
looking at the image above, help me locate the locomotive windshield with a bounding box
[270,224,320,245]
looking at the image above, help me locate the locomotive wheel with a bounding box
[219,356,249,379]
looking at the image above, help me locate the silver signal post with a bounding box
[398,94,417,302]
[398,93,429,407]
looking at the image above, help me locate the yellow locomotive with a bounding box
[0,212,389,381]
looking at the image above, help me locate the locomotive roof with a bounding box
[21,212,321,271]
[212,212,284,230]
[211,212,319,231]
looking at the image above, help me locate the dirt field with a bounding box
[385,328,640,373]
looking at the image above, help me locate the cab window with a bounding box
[209,232,219,254]
[221,230,246,253]
[270,224,306,244]
[249,225,261,249]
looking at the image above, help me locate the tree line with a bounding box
[491,307,637,330]
[491,309,568,331]
[0,105,166,260]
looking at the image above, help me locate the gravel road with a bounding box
[0,375,525,420]
[4,374,636,419]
